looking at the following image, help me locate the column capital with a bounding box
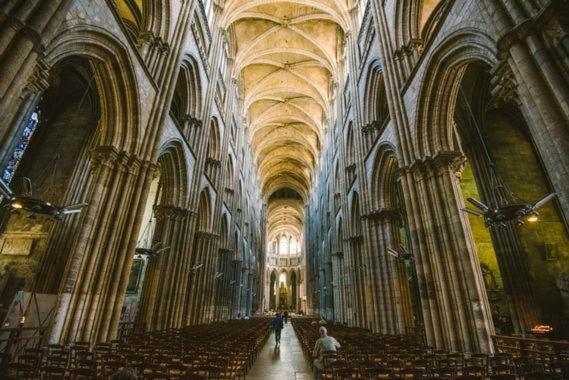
[153,205,192,221]
[23,57,50,96]
[407,151,467,179]
[195,231,219,240]
[365,208,400,222]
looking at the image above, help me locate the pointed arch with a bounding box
[337,217,343,252]
[171,55,203,124]
[46,26,141,154]
[225,155,235,190]
[197,188,212,232]
[157,139,189,207]
[350,191,361,236]
[112,0,171,43]
[371,144,400,210]
[208,117,221,160]
[220,213,229,248]
[345,122,355,165]
[394,0,450,51]
[414,30,497,158]
[363,60,390,127]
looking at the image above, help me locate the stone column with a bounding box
[331,252,345,323]
[47,146,154,344]
[402,152,494,353]
[135,252,160,332]
[365,209,413,334]
[213,248,231,320]
[461,131,540,333]
[144,205,193,330]
[482,0,569,223]
[0,1,74,131]
[186,231,216,325]
[200,231,221,322]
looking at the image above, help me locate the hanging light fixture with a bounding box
[457,86,557,228]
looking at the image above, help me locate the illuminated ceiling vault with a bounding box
[223,0,349,239]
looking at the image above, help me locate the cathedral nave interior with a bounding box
[0,0,568,378]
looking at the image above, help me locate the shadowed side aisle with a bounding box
[247,322,313,380]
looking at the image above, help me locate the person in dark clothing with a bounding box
[283,310,289,324]
[272,313,284,345]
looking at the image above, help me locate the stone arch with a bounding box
[226,154,235,190]
[142,0,171,41]
[414,29,497,158]
[334,160,341,192]
[394,0,450,50]
[363,60,390,127]
[451,62,569,335]
[269,270,277,309]
[157,139,189,207]
[345,122,355,164]
[350,191,361,236]
[233,230,240,255]
[0,57,103,298]
[369,143,419,332]
[171,55,203,124]
[370,143,400,210]
[46,26,141,155]
[197,188,212,232]
[336,217,343,252]
[111,0,171,43]
[208,117,221,160]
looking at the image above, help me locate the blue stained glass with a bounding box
[2,110,40,183]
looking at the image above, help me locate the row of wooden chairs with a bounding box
[6,318,272,379]
[291,318,569,379]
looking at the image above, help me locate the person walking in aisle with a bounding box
[272,312,284,346]
[283,310,289,324]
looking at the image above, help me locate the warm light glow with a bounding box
[19,315,26,325]
[11,202,23,209]
[527,215,539,223]
[531,324,553,334]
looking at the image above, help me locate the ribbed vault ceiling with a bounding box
[223,0,348,238]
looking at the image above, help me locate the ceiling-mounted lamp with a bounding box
[457,87,557,228]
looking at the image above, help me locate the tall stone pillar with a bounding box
[187,231,216,325]
[481,0,569,222]
[0,1,73,130]
[137,205,192,331]
[331,252,345,323]
[47,146,154,344]
[402,152,494,353]
[365,209,413,334]
[213,248,232,320]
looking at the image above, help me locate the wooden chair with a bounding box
[463,365,487,377]
[69,367,97,379]
[8,362,35,379]
[39,365,66,379]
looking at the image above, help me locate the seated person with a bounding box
[312,326,340,379]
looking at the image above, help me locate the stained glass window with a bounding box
[2,109,40,183]
[279,236,288,255]
[290,238,297,254]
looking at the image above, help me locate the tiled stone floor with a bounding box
[247,322,313,380]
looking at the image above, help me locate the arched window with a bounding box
[279,273,286,285]
[226,155,234,189]
[2,109,40,182]
[279,235,289,255]
[290,238,298,255]
[346,123,355,164]
[208,118,220,159]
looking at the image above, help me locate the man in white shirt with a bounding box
[312,326,340,379]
